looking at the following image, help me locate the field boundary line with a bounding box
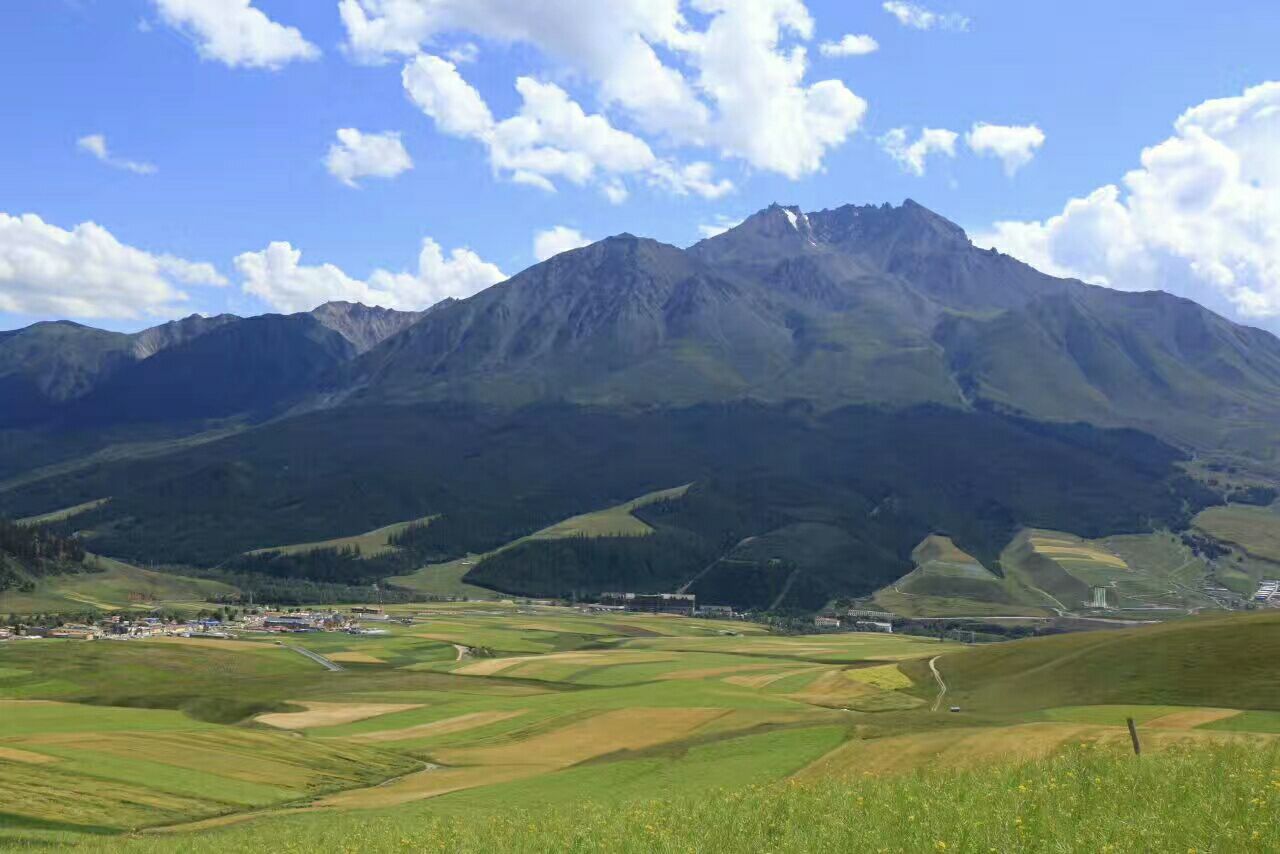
[286,645,344,672]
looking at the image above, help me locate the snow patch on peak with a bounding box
[782,208,799,230]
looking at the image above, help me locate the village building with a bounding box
[599,592,697,615]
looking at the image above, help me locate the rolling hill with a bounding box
[919,610,1280,713]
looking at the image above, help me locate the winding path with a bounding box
[928,655,947,712]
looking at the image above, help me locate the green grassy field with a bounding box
[874,535,1050,617]
[927,611,1280,713]
[0,554,236,615]
[58,743,1280,853]
[390,485,689,597]
[3,605,1278,849]
[874,528,1217,618]
[1194,503,1280,562]
[248,514,437,558]
[15,497,111,526]
[997,528,1216,614]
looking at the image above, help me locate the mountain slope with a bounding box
[332,201,1280,462]
[309,301,428,353]
[0,322,135,426]
[71,314,357,424]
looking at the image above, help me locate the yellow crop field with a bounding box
[255,702,422,730]
[1029,534,1129,569]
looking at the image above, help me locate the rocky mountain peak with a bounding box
[309,301,425,353]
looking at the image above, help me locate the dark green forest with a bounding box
[0,517,90,592]
[0,402,1218,611]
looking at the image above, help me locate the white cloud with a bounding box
[236,237,505,313]
[402,55,733,201]
[325,128,414,187]
[76,134,157,175]
[882,1,969,31]
[819,34,879,57]
[0,212,225,320]
[533,226,592,262]
[344,0,866,179]
[697,214,743,239]
[686,0,868,179]
[880,126,958,176]
[975,81,1280,321]
[966,123,1045,175]
[445,42,479,64]
[152,0,319,70]
[341,0,707,139]
[402,54,495,137]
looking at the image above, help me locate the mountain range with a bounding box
[1,199,1275,609]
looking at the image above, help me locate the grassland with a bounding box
[874,535,1049,617]
[1194,503,1280,562]
[65,743,1280,853]
[15,497,111,526]
[247,514,437,558]
[3,605,1278,849]
[999,528,1215,614]
[390,485,689,597]
[1193,503,1280,594]
[0,554,236,615]
[873,527,1218,618]
[926,610,1280,713]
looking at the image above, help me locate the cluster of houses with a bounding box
[0,606,402,643]
[596,592,699,615]
[812,615,894,633]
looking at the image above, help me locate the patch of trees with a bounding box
[222,546,395,585]
[389,509,545,564]
[466,531,716,599]
[1228,486,1279,506]
[0,517,91,592]
[1181,532,1231,561]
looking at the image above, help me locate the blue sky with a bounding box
[2,0,1279,331]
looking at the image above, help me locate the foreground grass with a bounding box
[61,742,1280,853]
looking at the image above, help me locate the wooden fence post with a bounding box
[1126,717,1141,756]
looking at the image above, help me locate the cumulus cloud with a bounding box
[343,0,867,180]
[402,55,732,201]
[236,237,505,313]
[687,0,868,179]
[975,81,1280,322]
[882,1,970,31]
[76,134,157,175]
[152,0,319,69]
[0,212,225,320]
[966,123,1045,175]
[533,226,592,262]
[880,126,958,176]
[325,128,414,187]
[819,34,879,57]
[341,0,707,139]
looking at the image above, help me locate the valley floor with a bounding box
[1,606,1278,849]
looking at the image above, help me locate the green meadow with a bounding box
[1,606,1278,850]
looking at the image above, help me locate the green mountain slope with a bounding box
[926,611,1280,712]
[332,202,1280,465]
